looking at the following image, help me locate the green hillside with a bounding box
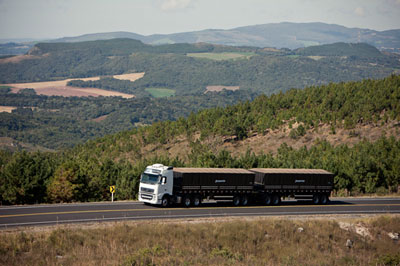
[1,39,399,97]
[1,75,399,204]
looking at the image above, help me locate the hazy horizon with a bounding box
[1,0,400,40]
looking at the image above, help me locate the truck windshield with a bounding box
[140,173,160,184]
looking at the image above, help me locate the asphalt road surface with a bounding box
[1,198,399,228]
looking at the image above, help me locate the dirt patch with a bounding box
[10,86,134,98]
[205,85,240,93]
[0,106,16,113]
[92,114,109,122]
[3,73,145,98]
[113,72,145,82]
[0,53,49,64]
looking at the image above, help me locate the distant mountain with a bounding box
[51,31,144,43]
[2,22,400,55]
[50,22,400,53]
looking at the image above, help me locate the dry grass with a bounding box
[113,72,145,82]
[0,215,399,265]
[2,72,145,98]
[0,106,16,113]
[139,120,400,161]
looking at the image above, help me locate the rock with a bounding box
[388,232,399,240]
[346,239,353,249]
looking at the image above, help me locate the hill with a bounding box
[2,22,400,56]
[1,75,399,204]
[50,22,400,52]
[1,39,399,150]
[1,39,398,95]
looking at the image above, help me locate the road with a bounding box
[1,198,399,228]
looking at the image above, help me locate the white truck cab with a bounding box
[139,164,174,207]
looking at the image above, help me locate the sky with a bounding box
[0,0,400,40]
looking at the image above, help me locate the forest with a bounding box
[0,75,399,204]
[0,88,254,149]
[1,39,399,97]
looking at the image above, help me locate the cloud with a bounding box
[354,7,365,16]
[161,0,192,11]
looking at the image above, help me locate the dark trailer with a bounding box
[172,168,255,206]
[250,168,334,205]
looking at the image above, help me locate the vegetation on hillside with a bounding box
[1,76,399,204]
[1,39,398,97]
[0,89,253,149]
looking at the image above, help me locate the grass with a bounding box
[187,52,255,61]
[145,88,176,98]
[0,215,399,265]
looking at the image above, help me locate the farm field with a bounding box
[186,52,255,60]
[0,106,16,113]
[145,88,176,98]
[205,85,240,93]
[2,72,145,98]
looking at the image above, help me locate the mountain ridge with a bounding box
[1,22,399,55]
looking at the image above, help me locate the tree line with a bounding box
[0,136,399,205]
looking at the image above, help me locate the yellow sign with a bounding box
[110,185,115,193]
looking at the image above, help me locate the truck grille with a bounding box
[141,193,153,200]
[141,187,154,193]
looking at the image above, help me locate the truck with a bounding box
[138,164,334,207]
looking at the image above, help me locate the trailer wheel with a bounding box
[312,194,320,205]
[193,195,201,207]
[183,196,192,207]
[241,195,249,206]
[272,194,281,205]
[161,195,170,207]
[233,196,241,206]
[264,194,272,205]
[320,194,328,205]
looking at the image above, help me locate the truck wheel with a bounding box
[233,196,241,206]
[161,196,170,207]
[241,195,249,206]
[183,196,192,208]
[264,194,272,205]
[193,195,201,207]
[272,194,281,205]
[320,194,328,205]
[312,194,320,205]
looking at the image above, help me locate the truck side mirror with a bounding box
[161,176,167,185]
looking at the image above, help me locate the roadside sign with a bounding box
[110,185,115,202]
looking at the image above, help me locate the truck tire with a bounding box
[161,195,170,207]
[320,194,329,205]
[264,194,272,205]
[233,196,241,206]
[193,195,201,207]
[183,195,192,207]
[241,195,249,206]
[272,194,281,205]
[312,194,320,205]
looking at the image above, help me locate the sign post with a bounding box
[110,185,115,202]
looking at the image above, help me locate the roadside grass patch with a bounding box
[187,52,255,61]
[1,215,399,265]
[145,88,176,98]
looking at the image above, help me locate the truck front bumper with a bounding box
[139,192,161,205]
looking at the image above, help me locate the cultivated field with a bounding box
[2,72,145,98]
[0,106,16,113]
[145,88,176,98]
[0,215,399,265]
[205,85,240,93]
[187,52,255,60]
